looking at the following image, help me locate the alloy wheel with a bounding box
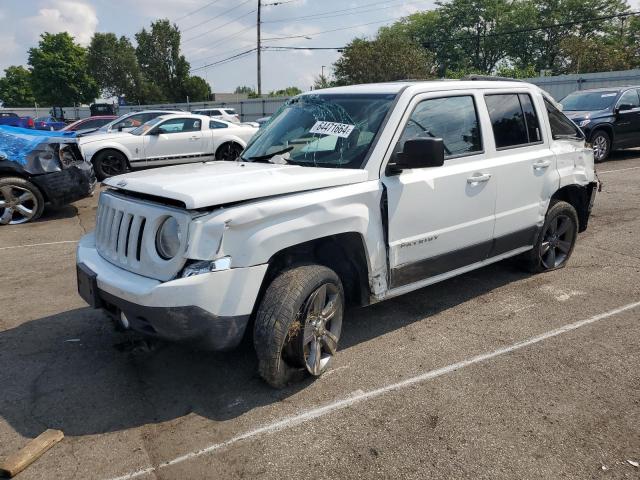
[592,134,608,162]
[298,283,342,376]
[540,214,575,269]
[0,185,38,225]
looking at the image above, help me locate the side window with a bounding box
[209,120,228,129]
[544,99,583,139]
[398,95,482,159]
[618,89,639,108]
[156,118,201,134]
[114,113,145,129]
[485,93,542,148]
[519,94,542,143]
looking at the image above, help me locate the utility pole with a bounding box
[257,0,262,96]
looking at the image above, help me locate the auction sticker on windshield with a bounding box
[309,121,355,138]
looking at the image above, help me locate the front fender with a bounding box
[186,180,388,294]
[81,142,132,162]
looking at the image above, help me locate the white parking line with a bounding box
[0,240,78,251]
[106,300,640,480]
[598,166,640,174]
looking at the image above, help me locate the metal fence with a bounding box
[525,69,640,100]
[5,68,640,120]
[3,97,289,122]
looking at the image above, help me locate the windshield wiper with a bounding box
[246,146,294,161]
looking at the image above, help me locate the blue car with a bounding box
[0,126,95,224]
[34,116,66,131]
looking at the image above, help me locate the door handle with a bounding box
[190,136,199,140]
[533,159,551,169]
[467,172,492,184]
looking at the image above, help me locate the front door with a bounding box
[144,117,206,165]
[382,93,497,289]
[613,89,640,148]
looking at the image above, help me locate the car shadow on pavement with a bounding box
[36,204,78,222]
[0,260,528,439]
[603,149,640,164]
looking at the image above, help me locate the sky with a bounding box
[0,0,434,94]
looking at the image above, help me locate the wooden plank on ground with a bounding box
[0,429,64,478]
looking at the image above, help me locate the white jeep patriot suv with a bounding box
[77,79,597,387]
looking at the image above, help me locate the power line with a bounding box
[182,0,253,33]
[189,28,256,65]
[263,46,346,50]
[262,0,411,23]
[183,8,257,43]
[190,48,257,72]
[262,16,402,41]
[262,0,301,6]
[175,0,224,23]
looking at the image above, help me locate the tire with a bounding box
[0,177,45,225]
[215,142,243,161]
[591,130,610,163]
[254,264,345,388]
[93,150,130,180]
[522,200,579,273]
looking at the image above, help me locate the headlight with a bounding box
[156,216,182,259]
[578,119,590,127]
[181,257,232,277]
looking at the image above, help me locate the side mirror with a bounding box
[388,138,445,174]
[117,125,124,132]
[148,129,160,136]
[616,103,633,113]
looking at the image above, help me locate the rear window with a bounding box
[545,99,583,139]
[224,109,237,115]
[485,94,542,149]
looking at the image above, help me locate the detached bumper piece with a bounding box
[32,162,96,207]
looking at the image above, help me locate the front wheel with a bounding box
[591,130,610,163]
[254,265,345,388]
[215,142,243,161]
[523,200,579,273]
[0,177,45,225]
[93,150,129,180]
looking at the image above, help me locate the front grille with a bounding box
[95,191,190,281]
[96,205,146,264]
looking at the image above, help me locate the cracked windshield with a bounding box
[241,93,396,168]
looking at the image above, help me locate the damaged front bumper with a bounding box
[31,162,96,206]
[76,233,268,350]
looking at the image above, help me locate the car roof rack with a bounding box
[461,75,523,82]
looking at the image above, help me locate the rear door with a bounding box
[383,92,498,289]
[143,117,206,165]
[484,91,558,254]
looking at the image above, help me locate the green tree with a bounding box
[182,76,211,101]
[135,19,190,102]
[312,74,333,90]
[268,86,303,97]
[0,66,35,107]
[87,33,146,102]
[28,32,99,105]
[234,85,259,98]
[333,34,434,85]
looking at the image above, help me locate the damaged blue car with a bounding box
[0,126,95,225]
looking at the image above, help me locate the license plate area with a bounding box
[77,263,101,308]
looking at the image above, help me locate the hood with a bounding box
[104,161,369,209]
[78,131,133,144]
[564,109,610,122]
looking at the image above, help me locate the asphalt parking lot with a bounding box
[1,153,640,480]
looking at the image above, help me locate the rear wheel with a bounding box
[0,177,44,225]
[215,142,243,161]
[254,265,344,388]
[591,130,610,162]
[522,200,578,273]
[93,150,129,180]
